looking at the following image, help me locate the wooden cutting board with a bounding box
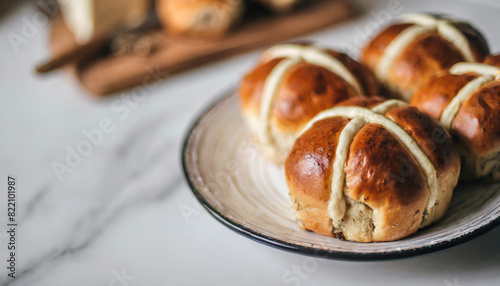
[48,0,354,96]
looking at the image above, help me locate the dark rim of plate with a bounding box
[180,89,500,261]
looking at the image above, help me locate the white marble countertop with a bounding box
[0,0,499,285]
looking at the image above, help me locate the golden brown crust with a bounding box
[483,54,500,68]
[385,106,460,174]
[409,57,500,180]
[238,57,284,115]
[335,96,386,109]
[384,107,459,223]
[239,47,378,132]
[410,62,500,157]
[452,81,500,156]
[361,23,412,75]
[239,45,379,163]
[388,32,466,97]
[410,73,478,120]
[361,19,489,99]
[344,124,428,241]
[285,98,460,241]
[324,50,379,96]
[285,117,350,236]
[271,62,359,132]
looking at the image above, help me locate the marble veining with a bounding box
[1,1,500,285]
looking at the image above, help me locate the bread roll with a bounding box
[285,97,460,242]
[157,0,244,38]
[239,44,378,163]
[411,55,500,181]
[361,13,489,101]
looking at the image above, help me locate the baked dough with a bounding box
[285,97,460,242]
[157,0,244,38]
[362,13,489,101]
[411,58,500,180]
[239,44,378,163]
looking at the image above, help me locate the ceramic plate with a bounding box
[181,90,500,260]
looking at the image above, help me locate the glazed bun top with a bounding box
[239,44,378,143]
[361,13,489,100]
[285,97,460,241]
[411,56,500,156]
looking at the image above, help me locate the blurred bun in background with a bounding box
[156,0,245,38]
